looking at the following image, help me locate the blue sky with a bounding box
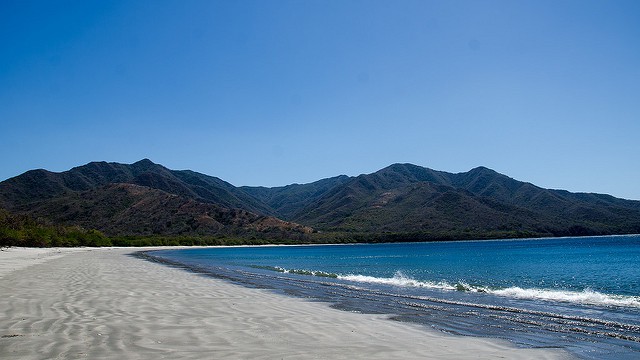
[1,0,639,199]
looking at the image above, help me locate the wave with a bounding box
[339,272,458,291]
[253,266,640,308]
[339,271,640,308]
[490,287,640,308]
[250,265,338,278]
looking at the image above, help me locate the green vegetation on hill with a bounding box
[1,159,639,247]
[0,209,111,247]
[0,209,314,247]
[0,159,271,215]
[285,164,640,237]
[241,175,351,219]
[0,206,546,248]
[16,183,311,238]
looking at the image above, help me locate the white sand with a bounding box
[0,247,86,278]
[0,247,574,359]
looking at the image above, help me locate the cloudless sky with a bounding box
[1,0,639,199]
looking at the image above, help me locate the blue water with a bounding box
[147,235,640,359]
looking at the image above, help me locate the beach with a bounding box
[0,247,572,359]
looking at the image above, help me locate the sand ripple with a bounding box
[0,248,573,359]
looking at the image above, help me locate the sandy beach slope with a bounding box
[0,247,573,359]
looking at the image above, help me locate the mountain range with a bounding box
[1,159,639,241]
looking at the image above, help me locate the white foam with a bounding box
[490,287,640,308]
[338,272,640,308]
[339,271,457,291]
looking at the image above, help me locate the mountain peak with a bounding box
[133,158,156,166]
[468,166,496,174]
[384,163,425,171]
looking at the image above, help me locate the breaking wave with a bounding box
[339,271,458,291]
[490,287,640,308]
[253,267,640,308]
[250,265,338,278]
[339,271,640,308]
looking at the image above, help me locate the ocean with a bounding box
[146,235,640,359]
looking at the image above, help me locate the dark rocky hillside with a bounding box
[0,160,307,238]
[2,160,639,240]
[283,164,640,236]
[241,175,351,219]
[18,183,310,237]
[0,159,271,215]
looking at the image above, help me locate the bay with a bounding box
[147,235,640,359]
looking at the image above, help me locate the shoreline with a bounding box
[0,247,573,359]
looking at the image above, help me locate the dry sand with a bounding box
[0,247,573,359]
